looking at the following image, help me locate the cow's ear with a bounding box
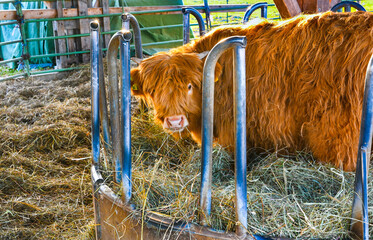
[130,68,144,96]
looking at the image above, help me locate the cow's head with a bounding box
[130,51,222,143]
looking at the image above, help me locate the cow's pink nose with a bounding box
[163,115,189,131]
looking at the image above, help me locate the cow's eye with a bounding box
[188,83,192,90]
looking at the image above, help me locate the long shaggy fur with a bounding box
[131,11,373,171]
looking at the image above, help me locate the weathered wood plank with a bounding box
[53,0,67,68]
[101,0,111,48]
[64,0,79,65]
[77,0,90,63]
[273,0,301,18]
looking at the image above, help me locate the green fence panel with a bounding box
[0,1,54,69]
[110,0,185,55]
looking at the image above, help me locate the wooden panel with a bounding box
[64,0,79,65]
[77,0,90,63]
[53,0,67,68]
[273,0,302,18]
[302,0,317,13]
[101,0,111,49]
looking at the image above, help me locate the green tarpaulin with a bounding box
[111,0,186,55]
[0,0,187,68]
[0,2,54,68]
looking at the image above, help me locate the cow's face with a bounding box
[131,52,221,142]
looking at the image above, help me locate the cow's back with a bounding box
[190,12,373,170]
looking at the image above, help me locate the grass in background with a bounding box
[184,0,373,33]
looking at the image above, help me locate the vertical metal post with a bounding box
[107,32,125,183]
[90,21,101,168]
[120,31,133,204]
[97,22,111,154]
[350,54,373,240]
[200,36,247,235]
[13,1,30,77]
[90,21,102,240]
[233,45,247,236]
[183,10,191,44]
[182,7,206,45]
[203,0,211,30]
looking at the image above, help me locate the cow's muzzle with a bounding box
[163,115,189,132]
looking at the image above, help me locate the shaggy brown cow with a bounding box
[131,11,373,171]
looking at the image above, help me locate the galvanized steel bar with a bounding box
[182,7,206,44]
[242,2,268,24]
[120,30,133,204]
[107,31,124,183]
[350,54,373,240]
[122,13,143,59]
[90,21,101,168]
[233,43,247,236]
[200,36,247,234]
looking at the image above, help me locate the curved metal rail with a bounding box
[330,1,366,12]
[182,7,206,44]
[121,13,143,59]
[242,2,268,23]
[201,36,247,236]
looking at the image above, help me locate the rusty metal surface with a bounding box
[92,166,267,240]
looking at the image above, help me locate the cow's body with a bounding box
[131,12,373,171]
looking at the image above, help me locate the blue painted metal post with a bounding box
[120,31,133,204]
[182,7,206,45]
[200,36,247,236]
[350,54,373,240]
[90,21,101,168]
[203,0,211,30]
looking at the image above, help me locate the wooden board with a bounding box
[53,0,67,68]
[77,0,90,63]
[101,0,111,49]
[64,0,79,65]
[273,0,302,18]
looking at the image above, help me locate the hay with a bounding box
[0,67,94,239]
[104,109,372,239]
[1,66,372,239]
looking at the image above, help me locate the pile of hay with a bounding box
[0,68,95,239]
[106,109,372,239]
[1,66,372,239]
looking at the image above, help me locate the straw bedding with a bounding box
[0,67,371,239]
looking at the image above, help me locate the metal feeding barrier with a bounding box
[182,7,206,44]
[90,13,371,240]
[242,2,268,23]
[330,1,366,12]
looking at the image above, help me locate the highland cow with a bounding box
[130,11,373,171]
